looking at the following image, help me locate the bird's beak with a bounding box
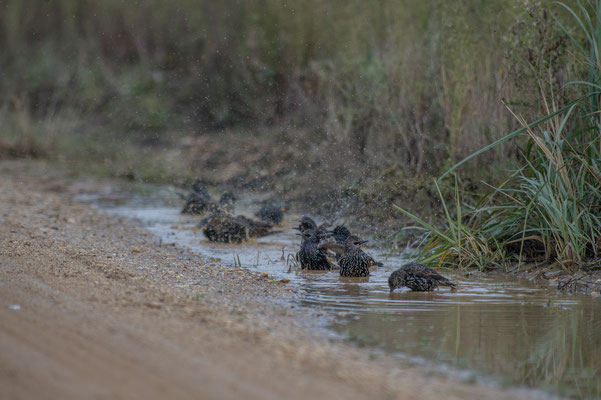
[293,227,300,231]
[359,240,368,245]
[295,233,302,236]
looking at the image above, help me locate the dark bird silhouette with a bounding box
[294,216,330,237]
[388,263,456,292]
[337,235,371,277]
[235,215,273,237]
[296,229,334,271]
[331,225,351,244]
[326,225,383,268]
[202,214,274,243]
[218,192,236,214]
[295,216,317,232]
[202,215,248,243]
[255,204,287,225]
[181,181,212,214]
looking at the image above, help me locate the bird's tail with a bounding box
[439,279,457,290]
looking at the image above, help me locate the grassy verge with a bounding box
[399,1,601,272]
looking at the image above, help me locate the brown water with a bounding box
[78,186,601,399]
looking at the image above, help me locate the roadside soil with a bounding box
[1,159,547,400]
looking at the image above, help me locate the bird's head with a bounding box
[191,180,209,196]
[331,225,351,244]
[219,191,236,205]
[344,235,367,251]
[296,228,319,243]
[388,270,405,293]
[294,216,317,232]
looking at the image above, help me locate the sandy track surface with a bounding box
[0,160,544,400]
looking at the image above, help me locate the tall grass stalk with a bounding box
[398,1,601,271]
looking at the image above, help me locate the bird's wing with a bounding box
[404,263,440,277]
[418,266,452,282]
[318,242,345,255]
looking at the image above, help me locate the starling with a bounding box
[235,215,273,238]
[294,216,330,236]
[218,192,236,214]
[338,235,371,277]
[331,225,351,244]
[388,263,456,292]
[181,181,212,214]
[296,229,335,271]
[295,216,317,232]
[202,215,248,243]
[255,204,287,225]
[202,214,274,243]
[328,225,383,267]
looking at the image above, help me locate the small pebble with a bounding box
[261,272,269,278]
[132,247,141,253]
[6,304,21,310]
[280,279,291,284]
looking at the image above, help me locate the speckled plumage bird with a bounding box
[296,229,334,271]
[202,214,273,243]
[218,192,236,214]
[388,263,456,292]
[255,204,287,225]
[235,215,273,238]
[331,225,351,244]
[328,225,382,268]
[338,235,371,277]
[181,181,212,214]
[294,216,330,238]
[202,215,248,243]
[295,216,317,232]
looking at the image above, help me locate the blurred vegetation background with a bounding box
[0,0,584,217]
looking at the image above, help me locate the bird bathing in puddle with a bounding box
[325,224,383,268]
[319,235,379,277]
[337,235,372,278]
[296,229,336,271]
[388,263,456,292]
[201,213,274,244]
[293,216,330,236]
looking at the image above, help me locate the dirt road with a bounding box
[0,160,545,400]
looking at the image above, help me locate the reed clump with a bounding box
[398,1,601,271]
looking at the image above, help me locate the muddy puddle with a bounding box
[78,185,601,399]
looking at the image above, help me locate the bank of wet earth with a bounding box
[0,159,580,400]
